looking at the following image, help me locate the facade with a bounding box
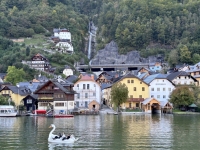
[73,75,101,111]
[144,74,175,102]
[53,28,71,41]
[142,98,161,113]
[101,84,112,107]
[0,85,31,106]
[34,80,76,114]
[56,41,73,53]
[22,94,38,111]
[149,62,162,72]
[167,71,198,85]
[22,53,51,72]
[113,73,149,109]
[63,66,73,77]
[185,63,200,86]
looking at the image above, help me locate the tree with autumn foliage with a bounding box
[169,86,195,108]
[111,82,128,112]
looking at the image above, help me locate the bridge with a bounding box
[76,63,151,72]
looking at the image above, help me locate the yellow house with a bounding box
[113,73,150,109]
[0,85,27,106]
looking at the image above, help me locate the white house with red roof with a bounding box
[73,75,101,110]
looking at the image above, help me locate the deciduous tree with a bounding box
[5,66,25,85]
[169,86,195,108]
[111,82,128,112]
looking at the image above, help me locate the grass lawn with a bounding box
[24,34,47,46]
[173,109,200,114]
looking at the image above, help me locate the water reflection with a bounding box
[0,114,200,149]
[48,143,74,150]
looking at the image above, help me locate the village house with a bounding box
[0,85,31,106]
[51,28,74,53]
[63,65,73,77]
[148,62,162,72]
[143,74,175,102]
[34,79,76,114]
[184,63,200,86]
[73,75,101,111]
[22,53,55,73]
[110,73,150,110]
[167,71,198,86]
[96,71,120,84]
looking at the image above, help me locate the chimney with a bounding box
[91,74,94,80]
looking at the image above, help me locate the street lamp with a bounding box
[8,97,12,105]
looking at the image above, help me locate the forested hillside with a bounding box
[1,0,200,75]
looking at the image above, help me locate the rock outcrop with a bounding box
[90,41,161,65]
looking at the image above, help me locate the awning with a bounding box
[189,103,198,107]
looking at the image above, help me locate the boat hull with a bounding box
[53,115,74,118]
[0,113,17,117]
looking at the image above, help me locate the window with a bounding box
[40,103,48,106]
[77,93,80,99]
[93,92,96,96]
[94,84,96,87]
[87,84,89,89]
[136,103,139,107]
[83,84,85,89]
[134,87,136,91]
[168,88,171,91]
[142,87,145,91]
[157,88,160,91]
[127,80,130,83]
[163,95,166,98]
[55,103,64,106]
[140,82,142,84]
[151,95,154,98]
[27,99,32,104]
[163,80,164,82]
[151,88,154,91]
[131,80,134,83]
[163,88,165,91]
[157,95,160,98]
[69,102,73,106]
[130,95,133,98]
[77,84,79,89]
[85,93,88,98]
[139,95,142,98]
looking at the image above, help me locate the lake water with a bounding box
[0,114,200,150]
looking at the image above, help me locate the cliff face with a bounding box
[90,41,160,65]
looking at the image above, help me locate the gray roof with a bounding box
[142,98,153,105]
[17,82,43,93]
[144,74,159,84]
[167,71,190,81]
[66,75,78,83]
[101,83,112,90]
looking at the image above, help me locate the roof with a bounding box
[34,80,75,94]
[66,75,78,83]
[160,101,173,108]
[17,82,43,93]
[144,74,160,84]
[167,71,197,82]
[142,98,159,105]
[101,83,112,90]
[0,73,6,79]
[142,98,153,105]
[189,103,198,107]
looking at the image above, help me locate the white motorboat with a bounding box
[0,105,18,117]
[48,124,79,144]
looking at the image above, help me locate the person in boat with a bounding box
[53,133,62,140]
[62,134,71,140]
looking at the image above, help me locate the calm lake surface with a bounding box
[0,114,200,150]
